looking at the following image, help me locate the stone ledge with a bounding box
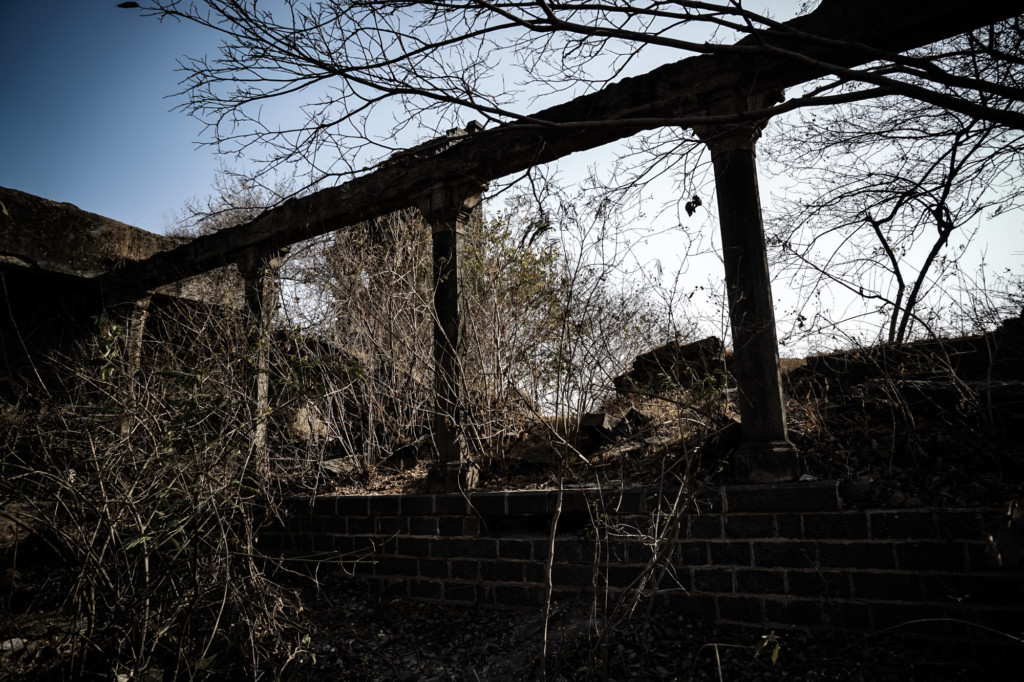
[724,480,841,513]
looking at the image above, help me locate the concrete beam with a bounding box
[98,0,1016,296]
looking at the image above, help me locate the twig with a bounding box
[538,472,564,681]
[836,617,1024,655]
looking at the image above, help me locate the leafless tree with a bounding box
[128,1,1023,194]
[763,27,1024,346]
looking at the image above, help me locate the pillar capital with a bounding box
[236,246,288,278]
[402,120,487,226]
[418,181,486,228]
[694,87,784,155]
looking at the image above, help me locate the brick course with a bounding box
[260,483,1023,635]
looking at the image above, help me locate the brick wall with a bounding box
[260,481,1024,633]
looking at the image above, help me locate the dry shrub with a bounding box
[284,196,683,479]
[1,300,322,680]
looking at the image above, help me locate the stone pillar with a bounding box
[112,295,152,436]
[121,295,152,378]
[698,112,800,483]
[420,184,483,492]
[237,248,286,470]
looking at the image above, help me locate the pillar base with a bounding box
[733,441,801,483]
[426,460,480,493]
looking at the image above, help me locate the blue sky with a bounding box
[0,1,796,237]
[0,1,222,233]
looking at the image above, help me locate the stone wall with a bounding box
[261,481,1023,634]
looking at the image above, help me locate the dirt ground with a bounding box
[291,576,1020,681]
[3,564,1020,681]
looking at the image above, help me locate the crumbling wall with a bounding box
[0,187,243,395]
[0,186,178,277]
[0,185,242,304]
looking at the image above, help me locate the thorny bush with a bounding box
[1,301,323,680]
